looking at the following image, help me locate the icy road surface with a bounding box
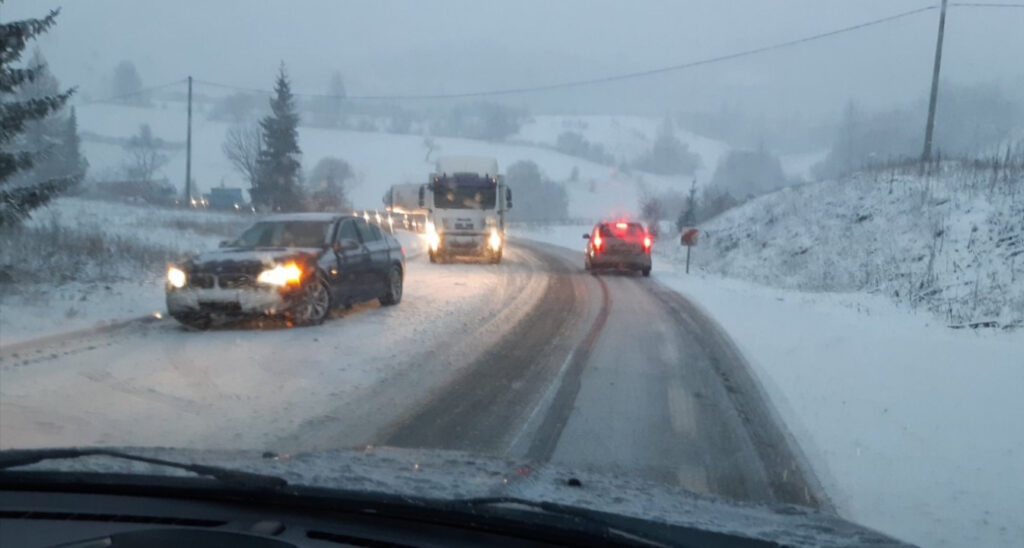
[0,239,825,510]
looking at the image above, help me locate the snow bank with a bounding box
[514,225,1024,548]
[680,168,1024,326]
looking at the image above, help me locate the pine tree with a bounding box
[60,107,87,180]
[0,8,78,228]
[252,64,304,211]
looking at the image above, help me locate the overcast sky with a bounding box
[5,0,1023,117]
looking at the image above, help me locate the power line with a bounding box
[194,4,940,101]
[84,78,187,104]
[951,2,1024,7]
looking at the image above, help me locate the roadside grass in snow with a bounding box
[0,197,251,292]
[684,160,1023,327]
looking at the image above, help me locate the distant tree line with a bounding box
[815,83,1022,179]
[505,160,569,222]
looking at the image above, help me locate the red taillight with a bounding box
[593,234,603,251]
[643,235,652,250]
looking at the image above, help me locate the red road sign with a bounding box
[681,228,699,247]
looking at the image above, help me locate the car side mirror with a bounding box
[582,234,590,240]
[505,188,513,209]
[418,185,426,208]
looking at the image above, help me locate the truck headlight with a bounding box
[425,222,441,251]
[488,229,502,251]
[167,266,187,289]
[257,262,303,286]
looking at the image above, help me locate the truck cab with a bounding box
[419,156,512,264]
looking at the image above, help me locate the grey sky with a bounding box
[5,0,1023,117]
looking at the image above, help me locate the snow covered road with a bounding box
[0,239,823,511]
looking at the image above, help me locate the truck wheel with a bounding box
[292,273,331,326]
[641,267,651,277]
[490,249,502,264]
[173,313,211,330]
[428,249,437,263]
[379,266,403,306]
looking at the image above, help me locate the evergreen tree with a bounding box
[60,107,88,180]
[0,8,78,228]
[252,64,304,211]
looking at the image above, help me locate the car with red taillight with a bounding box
[582,221,652,276]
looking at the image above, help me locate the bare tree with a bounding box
[423,134,440,162]
[123,124,168,183]
[222,123,261,185]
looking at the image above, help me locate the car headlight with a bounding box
[488,229,502,251]
[257,262,303,286]
[167,266,187,289]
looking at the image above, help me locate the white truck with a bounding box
[417,156,512,264]
[382,183,429,232]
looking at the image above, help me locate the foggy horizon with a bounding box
[4,0,1023,122]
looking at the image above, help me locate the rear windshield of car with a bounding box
[232,221,330,248]
[599,223,645,239]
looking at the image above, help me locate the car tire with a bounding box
[641,267,651,277]
[173,313,211,330]
[379,265,403,306]
[292,272,331,326]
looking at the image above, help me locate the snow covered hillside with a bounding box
[75,102,725,221]
[513,115,728,181]
[681,165,1024,326]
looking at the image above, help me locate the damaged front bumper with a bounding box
[166,286,297,318]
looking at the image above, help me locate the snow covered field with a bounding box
[513,225,1024,548]
[76,102,724,221]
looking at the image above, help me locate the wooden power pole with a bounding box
[922,0,948,164]
[185,75,193,204]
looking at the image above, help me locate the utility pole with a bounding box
[921,0,948,164]
[185,75,193,204]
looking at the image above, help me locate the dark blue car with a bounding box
[166,213,405,328]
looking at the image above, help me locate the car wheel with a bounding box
[173,313,211,330]
[293,273,331,326]
[641,267,651,277]
[379,265,403,306]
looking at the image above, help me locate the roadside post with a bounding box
[681,228,699,274]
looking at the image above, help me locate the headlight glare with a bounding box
[167,266,187,289]
[257,262,303,286]
[488,229,502,251]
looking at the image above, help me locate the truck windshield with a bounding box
[231,221,330,248]
[432,175,497,209]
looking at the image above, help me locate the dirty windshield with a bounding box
[1,2,1022,547]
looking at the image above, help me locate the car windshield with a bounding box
[231,221,330,248]
[599,223,645,239]
[1,2,1022,547]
